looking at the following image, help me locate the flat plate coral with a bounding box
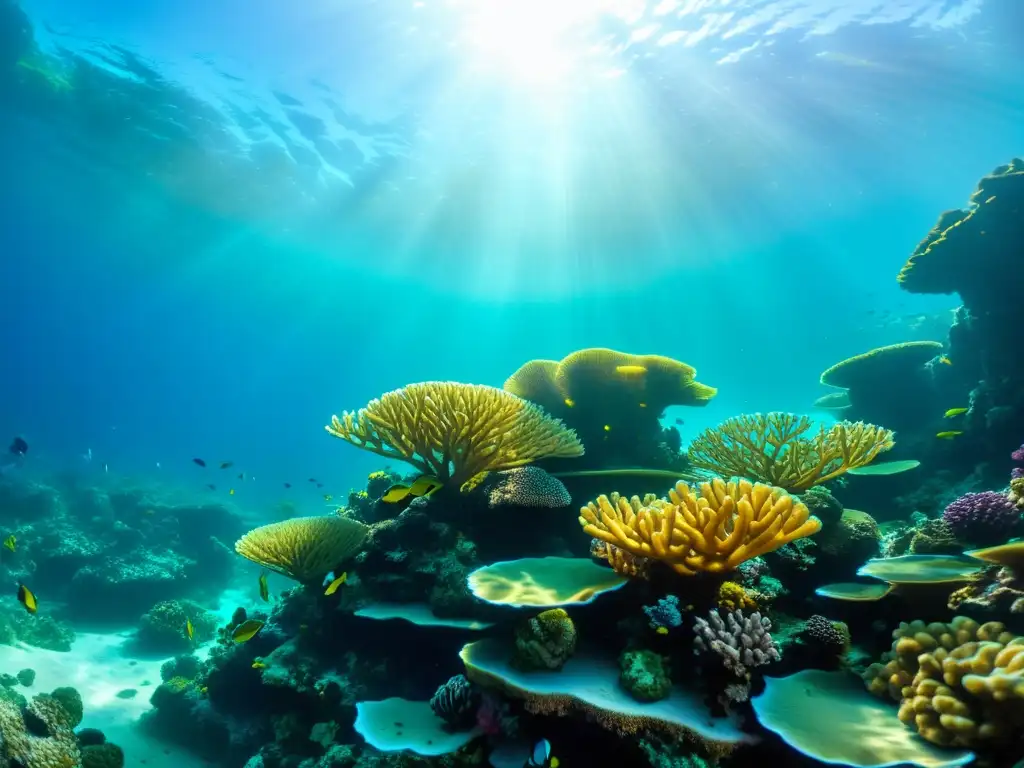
[752,669,974,767]
[467,557,627,608]
[857,554,985,584]
[460,639,753,751]
[848,460,921,476]
[815,582,894,601]
[353,603,493,630]
[354,698,481,756]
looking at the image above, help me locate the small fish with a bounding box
[939,356,952,366]
[316,483,323,489]
[229,489,235,496]
[238,472,245,480]
[324,571,348,596]
[323,494,332,502]
[936,431,963,440]
[232,619,265,643]
[193,458,206,467]
[8,437,27,456]
[655,626,668,635]
[207,484,216,491]
[185,618,195,642]
[603,424,611,432]
[199,686,208,695]
[258,572,270,602]
[944,408,969,418]
[638,402,647,408]
[220,461,233,469]
[674,418,684,426]
[104,463,109,474]
[3,535,15,552]
[381,475,443,504]
[528,738,558,768]
[308,478,317,483]
[251,660,267,669]
[17,584,36,614]
[283,483,292,489]
[563,397,575,408]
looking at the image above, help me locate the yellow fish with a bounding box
[185,618,195,642]
[17,584,36,614]
[563,397,575,408]
[251,660,267,669]
[381,475,443,504]
[944,408,969,418]
[638,402,647,408]
[199,686,208,695]
[323,494,332,502]
[229,489,235,496]
[603,425,611,432]
[232,619,264,643]
[615,364,647,376]
[655,626,668,635]
[324,572,348,596]
[3,535,15,553]
[939,356,952,366]
[936,431,963,440]
[258,572,270,602]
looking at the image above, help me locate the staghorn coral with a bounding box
[581,478,821,576]
[233,515,368,582]
[865,616,1024,747]
[942,491,1022,545]
[326,381,583,489]
[687,413,894,491]
[485,466,570,508]
[513,608,578,671]
[693,609,780,680]
[0,693,80,768]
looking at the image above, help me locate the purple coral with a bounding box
[942,491,1021,544]
[1012,444,1024,463]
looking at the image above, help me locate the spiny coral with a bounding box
[581,478,821,576]
[326,381,583,489]
[513,608,577,671]
[687,413,894,491]
[863,616,1024,747]
[485,466,570,508]
[234,515,368,582]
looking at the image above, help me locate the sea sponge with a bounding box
[234,514,368,582]
[687,413,895,491]
[715,581,757,612]
[513,608,578,671]
[619,650,671,703]
[581,478,821,576]
[326,381,583,489]
[0,693,81,767]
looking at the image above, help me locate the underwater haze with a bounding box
[1,0,1024,767]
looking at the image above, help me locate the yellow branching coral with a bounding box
[864,616,1024,747]
[234,515,369,582]
[326,382,583,489]
[580,478,821,576]
[686,413,895,491]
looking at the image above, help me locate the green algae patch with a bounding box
[467,557,627,608]
[460,639,751,751]
[815,582,894,601]
[353,603,493,630]
[856,554,984,584]
[848,460,921,476]
[752,670,973,768]
[354,698,481,756]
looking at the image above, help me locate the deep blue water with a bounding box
[1,0,1022,518]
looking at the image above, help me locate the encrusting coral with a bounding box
[234,515,369,582]
[686,413,895,491]
[581,478,821,576]
[863,616,1024,747]
[326,381,584,490]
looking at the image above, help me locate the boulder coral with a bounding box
[512,608,578,671]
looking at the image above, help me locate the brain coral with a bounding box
[863,616,1024,747]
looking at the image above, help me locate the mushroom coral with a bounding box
[580,478,821,576]
[687,413,895,491]
[326,381,583,490]
[234,514,369,582]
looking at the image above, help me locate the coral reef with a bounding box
[512,608,577,671]
[134,599,218,654]
[326,381,584,489]
[686,413,895,491]
[942,491,1022,545]
[619,650,671,703]
[0,692,79,767]
[234,515,369,583]
[582,478,821,575]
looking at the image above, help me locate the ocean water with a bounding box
[1,1,1023,767]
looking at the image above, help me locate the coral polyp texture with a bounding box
[863,616,1024,747]
[233,514,369,582]
[326,381,584,489]
[686,412,895,491]
[942,491,1022,545]
[581,478,821,576]
[484,466,571,508]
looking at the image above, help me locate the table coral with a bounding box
[512,608,577,671]
[234,515,368,583]
[326,381,584,490]
[581,478,820,576]
[687,413,894,491]
[863,616,1024,747]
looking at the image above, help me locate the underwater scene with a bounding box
[1,0,1024,766]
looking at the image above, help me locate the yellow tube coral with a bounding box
[234,515,369,582]
[580,478,821,576]
[687,413,895,491]
[326,382,583,489]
